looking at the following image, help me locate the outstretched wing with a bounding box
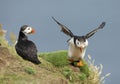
[52,17,74,37]
[85,22,106,39]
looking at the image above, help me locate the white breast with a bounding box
[68,38,88,61]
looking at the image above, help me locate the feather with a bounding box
[52,17,74,37]
[85,22,106,39]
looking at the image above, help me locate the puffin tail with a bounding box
[32,59,41,65]
[28,56,41,65]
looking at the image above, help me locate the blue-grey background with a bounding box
[0,0,119,84]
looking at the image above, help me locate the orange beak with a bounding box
[31,28,35,34]
[80,47,83,53]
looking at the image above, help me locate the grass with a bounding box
[40,50,69,67]
[40,51,91,83]
[24,67,36,75]
[0,26,110,84]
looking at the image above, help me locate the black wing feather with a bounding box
[52,17,74,37]
[85,22,106,39]
[15,40,40,64]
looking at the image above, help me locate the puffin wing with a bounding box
[27,41,38,56]
[15,40,40,64]
[15,41,37,59]
[52,17,74,37]
[85,22,106,39]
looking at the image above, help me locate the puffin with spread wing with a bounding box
[52,17,106,67]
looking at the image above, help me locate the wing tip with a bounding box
[52,17,61,26]
[102,21,106,26]
[100,22,106,28]
[51,16,55,20]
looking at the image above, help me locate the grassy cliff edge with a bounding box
[0,26,110,84]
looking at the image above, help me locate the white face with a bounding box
[75,39,88,48]
[68,37,88,48]
[22,27,33,35]
[76,39,81,47]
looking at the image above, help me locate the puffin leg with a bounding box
[77,60,84,67]
[68,58,74,62]
[68,58,75,66]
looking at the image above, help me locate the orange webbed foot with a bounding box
[77,60,84,67]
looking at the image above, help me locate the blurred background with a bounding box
[0,0,120,84]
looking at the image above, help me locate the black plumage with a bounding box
[15,25,41,64]
[52,17,106,39]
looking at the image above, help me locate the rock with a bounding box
[68,64,80,72]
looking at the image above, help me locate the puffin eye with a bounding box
[27,27,31,30]
[76,39,80,46]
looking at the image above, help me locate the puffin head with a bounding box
[75,36,88,47]
[20,25,35,35]
[74,36,88,53]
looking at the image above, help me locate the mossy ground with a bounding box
[0,47,101,84]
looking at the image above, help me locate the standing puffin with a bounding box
[15,25,41,64]
[52,17,106,67]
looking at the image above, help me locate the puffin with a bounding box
[15,25,41,64]
[52,17,106,67]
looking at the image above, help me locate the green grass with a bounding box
[40,51,94,83]
[40,50,70,67]
[24,67,36,75]
[40,51,90,78]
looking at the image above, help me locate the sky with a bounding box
[0,0,120,84]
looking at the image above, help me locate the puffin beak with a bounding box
[31,28,35,34]
[80,45,84,53]
[80,47,83,53]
